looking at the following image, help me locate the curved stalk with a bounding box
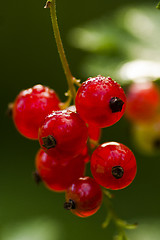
[45,0,76,102]
[102,189,137,240]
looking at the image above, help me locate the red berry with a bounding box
[64,177,102,217]
[91,142,137,190]
[66,105,101,149]
[126,82,159,123]
[35,149,86,192]
[38,110,88,159]
[75,76,126,128]
[88,124,101,148]
[81,146,90,163]
[13,84,60,139]
[88,124,101,142]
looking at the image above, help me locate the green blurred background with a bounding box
[1,0,160,239]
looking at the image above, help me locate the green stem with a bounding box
[46,0,76,102]
[103,190,137,240]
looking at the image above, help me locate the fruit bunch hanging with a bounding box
[9,0,137,239]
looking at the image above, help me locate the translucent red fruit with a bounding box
[64,177,102,217]
[88,124,101,148]
[126,82,160,123]
[35,149,86,192]
[12,84,60,139]
[38,110,88,159]
[81,146,90,163]
[75,75,126,128]
[66,105,101,149]
[91,142,137,190]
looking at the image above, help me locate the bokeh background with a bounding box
[1,0,160,239]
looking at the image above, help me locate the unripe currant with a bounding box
[64,177,102,217]
[75,75,126,128]
[38,110,88,159]
[12,84,60,139]
[91,142,137,190]
[35,149,86,192]
[132,116,160,154]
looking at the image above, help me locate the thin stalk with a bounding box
[46,0,76,102]
[103,190,137,240]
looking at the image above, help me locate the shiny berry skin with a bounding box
[66,105,76,112]
[91,142,137,190]
[126,82,159,123]
[67,107,91,162]
[35,149,86,192]
[38,110,88,159]
[66,105,101,147]
[64,177,102,217]
[66,106,101,149]
[75,76,126,128]
[13,84,60,139]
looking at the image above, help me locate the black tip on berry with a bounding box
[153,138,160,149]
[109,97,124,113]
[33,170,42,184]
[64,199,76,210]
[6,102,14,117]
[42,135,56,149]
[112,166,124,179]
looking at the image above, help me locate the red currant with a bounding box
[66,105,101,149]
[88,124,101,148]
[35,149,86,192]
[64,177,102,217]
[81,146,90,163]
[126,82,159,123]
[88,124,101,141]
[12,84,60,139]
[75,75,126,128]
[38,110,88,159]
[91,142,137,190]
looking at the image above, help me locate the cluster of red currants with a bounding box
[10,75,137,218]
